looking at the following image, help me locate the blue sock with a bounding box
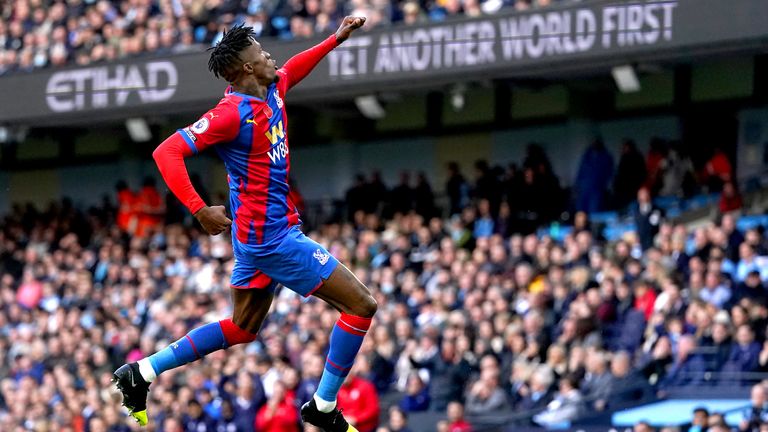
[316,313,372,403]
[147,321,227,377]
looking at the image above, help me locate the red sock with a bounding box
[219,318,257,346]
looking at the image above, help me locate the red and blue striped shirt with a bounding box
[154,35,338,246]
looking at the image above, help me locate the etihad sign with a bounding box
[45,61,178,112]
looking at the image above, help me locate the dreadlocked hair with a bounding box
[207,24,255,81]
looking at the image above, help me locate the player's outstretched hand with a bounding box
[335,16,366,43]
[194,205,232,236]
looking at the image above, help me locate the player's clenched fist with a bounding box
[194,205,232,236]
[335,16,366,43]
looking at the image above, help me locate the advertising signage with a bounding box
[0,0,766,125]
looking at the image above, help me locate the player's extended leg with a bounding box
[300,263,377,432]
[113,287,274,426]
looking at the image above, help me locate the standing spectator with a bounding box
[473,199,495,240]
[720,181,743,213]
[414,172,435,219]
[446,162,470,216]
[346,174,368,220]
[634,187,664,251]
[575,139,614,213]
[704,147,733,192]
[473,160,502,216]
[255,381,299,432]
[366,171,389,215]
[613,139,647,209]
[115,180,137,234]
[391,171,415,216]
[658,145,695,198]
[135,177,165,237]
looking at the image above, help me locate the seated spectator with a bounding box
[581,350,612,411]
[399,373,430,412]
[384,406,412,432]
[739,384,768,432]
[731,270,768,306]
[700,320,734,372]
[700,271,732,309]
[689,406,709,432]
[722,325,762,382]
[532,374,584,427]
[337,363,380,432]
[516,366,555,412]
[184,399,214,432]
[658,335,707,391]
[445,401,473,432]
[465,373,509,415]
[634,421,656,432]
[606,351,653,408]
[255,381,299,432]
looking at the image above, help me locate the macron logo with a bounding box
[313,249,330,265]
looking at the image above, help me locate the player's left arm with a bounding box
[279,16,366,91]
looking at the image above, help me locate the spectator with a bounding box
[446,162,470,216]
[183,399,215,432]
[532,374,584,427]
[614,139,648,209]
[634,187,664,251]
[414,172,435,219]
[135,177,165,237]
[689,407,709,432]
[383,406,412,432]
[581,350,612,411]
[704,147,733,192]
[722,325,762,381]
[446,401,473,432]
[700,271,732,309]
[739,384,768,432]
[399,373,430,412]
[255,381,299,432]
[337,363,380,432]
[473,160,502,216]
[465,373,509,415]
[115,180,137,234]
[390,171,415,216]
[635,421,656,432]
[575,139,615,213]
[657,335,707,390]
[720,181,744,213]
[606,351,653,409]
[516,366,555,412]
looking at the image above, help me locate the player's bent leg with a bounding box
[301,264,376,432]
[114,287,273,426]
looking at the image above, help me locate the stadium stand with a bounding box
[1,146,768,430]
[0,0,566,74]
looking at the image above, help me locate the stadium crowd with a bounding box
[1,139,768,432]
[0,0,568,75]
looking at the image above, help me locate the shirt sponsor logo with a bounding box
[313,249,330,265]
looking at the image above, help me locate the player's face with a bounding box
[243,38,278,84]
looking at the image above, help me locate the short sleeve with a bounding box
[177,103,240,154]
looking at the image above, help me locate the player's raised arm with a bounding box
[280,16,366,91]
[152,106,238,235]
